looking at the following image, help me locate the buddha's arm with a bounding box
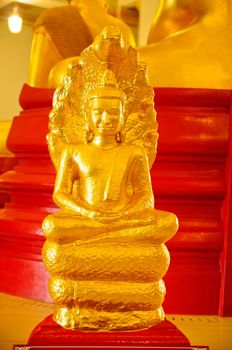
[53,148,94,217]
[126,149,154,214]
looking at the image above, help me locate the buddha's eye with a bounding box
[109,109,121,116]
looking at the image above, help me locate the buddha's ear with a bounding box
[85,112,94,142]
[87,129,94,142]
[86,106,93,128]
[116,131,121,143]
[123,109,129,124]
[116,131,125,143]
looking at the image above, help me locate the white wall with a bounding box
[0,20,32,120]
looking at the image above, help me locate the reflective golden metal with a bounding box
[28,0,135,88]
[42,26,178,331]
[139,0,232,89]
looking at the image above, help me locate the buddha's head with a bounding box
[86,69,126,142]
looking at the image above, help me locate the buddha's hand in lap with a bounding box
[63,204,126,223]
[90,210,125,223]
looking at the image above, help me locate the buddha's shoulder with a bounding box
[61,143,86,156]
[62,143,147,158]
[123,143,147,158]
[35,6,81,26]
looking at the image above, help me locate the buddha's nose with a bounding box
[102,111,109,122]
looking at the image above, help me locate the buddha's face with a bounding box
[89,97,123,136]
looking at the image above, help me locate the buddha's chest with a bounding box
[73,148,130,182]
[72,146,134,202]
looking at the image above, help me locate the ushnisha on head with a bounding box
[86,69,126,143]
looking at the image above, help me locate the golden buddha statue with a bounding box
[42,27,178,331]
[139,0,232,89]
[28,0,135,88]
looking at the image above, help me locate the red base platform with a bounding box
[28,315,190,347]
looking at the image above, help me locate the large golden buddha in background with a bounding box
[42,27,178,331]
[37,0,232,89]
[28,0,135,88]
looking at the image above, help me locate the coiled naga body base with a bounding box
[42,26,178,331]
[43,209,176,330]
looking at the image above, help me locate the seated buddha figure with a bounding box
[42,68,178,331]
